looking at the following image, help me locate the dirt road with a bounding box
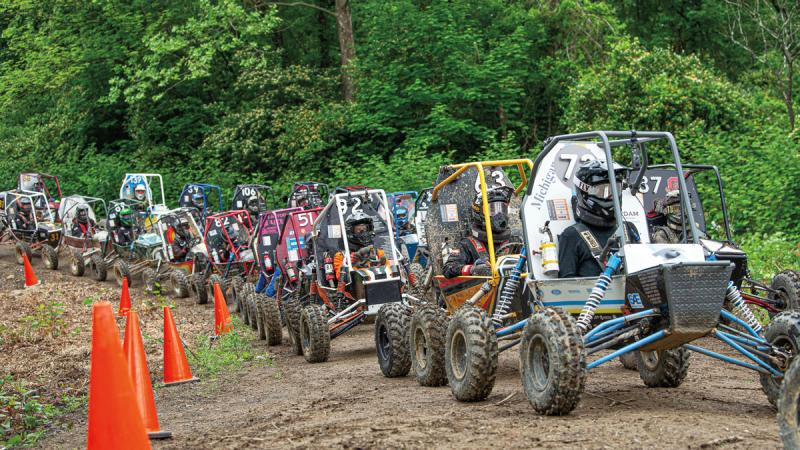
[1,249,784,449]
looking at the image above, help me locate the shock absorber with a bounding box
[492,246,527,327]
[323,252,335,288]
[576,254,622,334]
[726,281,762,333]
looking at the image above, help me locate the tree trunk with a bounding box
[318,0,332,68]
[785,58,795,131]
[334,0,355,102]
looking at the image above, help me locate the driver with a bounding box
[558,160,639,278]
[246,196,261,219]
[13,197,35,231]
[171,216,194,262]
[650,190,702,243]
[443,186,513,278]
[112,207,136,246]
[333,210,388,278]
[71,204,96,238]
[395,205,415,235]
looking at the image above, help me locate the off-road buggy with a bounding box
[190,210,257,306]
[178,183,223,230]
[242,207,319,345]
[17,172,63,218]
[141,208,209,299]
[637,164,799,316]
[58,195,113,280]
[406,160,534,399]
[287,181,328,209]
[107,199,163,287]
[231,184,272,221]
[387,191,419,261]
[119,173,170,226]
[0,191,62,269]
[283,187,412,374]
[514,130,799,415]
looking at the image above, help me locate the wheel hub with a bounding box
[450,329,467,381]
[414,326,428,370]
[528,335,551,390]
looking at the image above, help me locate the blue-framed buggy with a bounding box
[179,183,223,230]
[515,130,798,415]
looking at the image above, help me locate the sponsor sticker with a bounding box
[261,235,271,246]
[441,204,459,222]
[328,224,342,239]
[628,293,644,309]
[546,199,570,221]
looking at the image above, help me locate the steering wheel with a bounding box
[494,241,523,257]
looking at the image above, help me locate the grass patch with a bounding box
[188,317,272,379]
[0,376,84,448]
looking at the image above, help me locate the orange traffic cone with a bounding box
[123,312,172,440]
[87,302,151,450]
[118,277,132,317]
[163,306,199,386]
[213,282,232,336]
[22,254,40,287]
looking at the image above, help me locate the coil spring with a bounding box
[492,251,526,327]
[726,282,762,333]
[576,273,612,334]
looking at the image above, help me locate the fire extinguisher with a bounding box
[323,252,335,287]
[263,253,273,272]
[285,259,298,284]
[539,221,559,277]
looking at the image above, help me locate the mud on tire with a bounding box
[41,245,58,270]
[410,305,448,387]
[300,304,330,363]
[778,357,800,449]
[284,294,304,356]
[771,270,800,313]
[261,295,283,346]
[248,293,259,330]
[114,260,132,287]
[619,352,639,371]
[208,274,226,303]
[90,254,107,281]
[408,262,429,302]
[760,311,800,406]
[142,268,159,295]
[69,251,85,277]
[445,306,498,402]
[15,241,32,266]
[520,308,586,416]
[170,270,190,298]
[191,273,208,305]
[637,347,690,388]
[375,303,412,378]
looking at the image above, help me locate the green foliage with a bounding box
[0,376,80,448]
[21,303,66,340]
[189,318,269,378]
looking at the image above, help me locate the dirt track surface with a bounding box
[1,248,784,449]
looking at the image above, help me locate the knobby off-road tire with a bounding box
[261,295,283,346]
[229,277,244,309]
[771,271,800,313]
[408,262,429,302]
[170,270,190,298]
[41,245,58,270]
[15,242,32,266]
[760,311,800,407]
[637,347,690,388]
[90,254,107,281]
[142,268,159,295]
[208,274,226,303]
[778,357,800,449]
[114,260,132,287]
[410,305,448,387]
[284,295,304,356]
[248,293,259,330]
[69,251,85,277]
[192,273,208,305]
[254,294,267,339]
[520,308,586,416]
[445,306,498,402]
[300,304,330,363]
[375,303,412,378]
[619,352,639,371]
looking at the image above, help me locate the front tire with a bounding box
[300,304,330,363]
[520,308,586,416]
[619,352,639,370]
[637,347,690,388]
[170,270,190,298]
[375,303,412,378]
[41,245,58,270]
[69,251,85,277]
[771,271,800,313]
[90,254,107,281]
[261,295,283,346]
[15,242,32,265]
[114,260,132,287]
[760,311,800,406]
[284,295,304,356]
[410,305,448,387]
[192,273,208,305]
[445,306,498,402]
[142,268,159,295]
[778,357,800,449]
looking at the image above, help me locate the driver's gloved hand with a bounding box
[469,264,492,276]
[474,257,488,267]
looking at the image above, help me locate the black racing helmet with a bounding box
[574,159,627,227]
[345,210,374,249]
[76,204,90,223]
[191,192,205,209]
[246,196,260,214]
[176,216,191,237]
[470,186,513,240]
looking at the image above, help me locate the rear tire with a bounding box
[408,262,428,302]
[637,347,690,388]
[520,308,586,416]
[771,271,800,313]
[410,305,448,387]
[375,303,412,378]
[114,260,132,287]
[170,270,190,298]
[262,295,283,346]
[15,242,32,266]
[300,304,330,363]
[778,357,800,449]
[619,352,639,371]
[445,306,498,402]
[248,294,259,330]
[254,294,266,339]
[41,245,58,270]
[285,295,304,356]
[192,273,208,305]
[69,251,85,277]
[90,254,107,281]
[760,311,800,406]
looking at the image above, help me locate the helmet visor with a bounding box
[576,180,624,200]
